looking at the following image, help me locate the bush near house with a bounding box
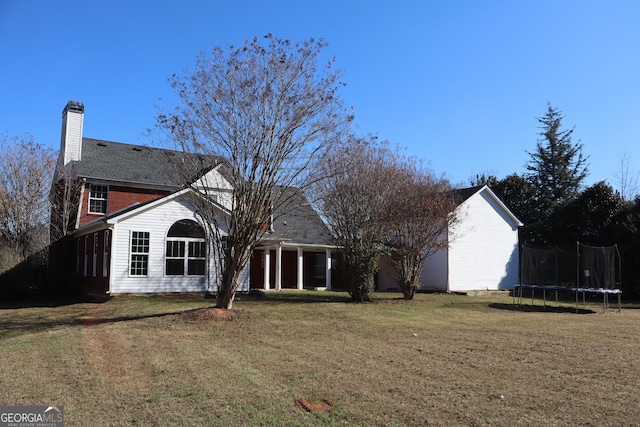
[0,248,47,299]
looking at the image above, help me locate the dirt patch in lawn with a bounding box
[295,398,334,413]
[178,307,244,322]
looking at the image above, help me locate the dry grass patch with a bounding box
[1,291,639,426]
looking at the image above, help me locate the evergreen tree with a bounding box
[525,104,589,243]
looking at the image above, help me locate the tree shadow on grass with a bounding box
[0,306,217,340]
[0,292,108,309]
[489,302,597,315]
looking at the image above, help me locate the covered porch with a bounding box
[249,242,336,290]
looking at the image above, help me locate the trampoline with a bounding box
[514,242,622,312]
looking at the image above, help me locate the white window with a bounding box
[92,233,98,277]
[103,230,110,277]
[315,253,326,279]
[130,231,150,276]
[165,220,206,276]
[89,184,108,214]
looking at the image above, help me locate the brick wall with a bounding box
[78,183,171,227]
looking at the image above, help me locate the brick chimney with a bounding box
[60,101,84,165]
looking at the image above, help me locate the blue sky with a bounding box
[1,0,639,188]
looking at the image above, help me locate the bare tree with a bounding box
[613,151,639,202]
[0,133,55,271]
[312,136,402,302]
[383,162,457,300]
[154,35,351,309]
[49,163,83,242]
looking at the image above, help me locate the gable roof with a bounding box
[74,138,216,188]
[265,188,334,247]
[450,185,484,204]
[453,185,523,227]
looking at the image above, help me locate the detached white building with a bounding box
[377,185,523,293]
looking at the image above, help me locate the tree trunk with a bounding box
[215,252,242,310]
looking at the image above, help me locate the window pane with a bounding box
[89,199,107,213]
[166,259,184,275]
[188,259,206,276]
[189,241,206,258]
[131,232,149,253]
[130,254,148,276]
[166,241,185,257]
[167,220,205,238]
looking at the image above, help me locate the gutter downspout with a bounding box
[107,224,115,295]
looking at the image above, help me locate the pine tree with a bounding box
[525,104,589,243]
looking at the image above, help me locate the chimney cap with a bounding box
[63,101,84,115]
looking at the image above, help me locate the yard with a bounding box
[1,291,639,426]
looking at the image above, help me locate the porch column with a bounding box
[275,244,282,291]
[297,248,304,290]
[325,249,332,290]
[263,249,271,290]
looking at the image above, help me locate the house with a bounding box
[376,185,523,293]
[49,101,338,296]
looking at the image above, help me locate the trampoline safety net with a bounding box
[521,243,621,290]
[578,244,619,289]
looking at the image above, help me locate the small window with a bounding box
[103,230,110,277]
[130,231,150,276]
[315,253,326,279]
[89,184,108,214]
[92,232,98,277]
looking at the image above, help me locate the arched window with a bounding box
[166,220,206,276]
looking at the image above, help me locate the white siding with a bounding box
[447,191,519,291]
[194,167,234,210]
[109,194,249,294]
[419,248,448,291]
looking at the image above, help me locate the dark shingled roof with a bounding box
[74,138,213,187]
[75,138,331,246]
[260,188,333,247]
[449,185,484,205]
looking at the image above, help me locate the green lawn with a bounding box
[1,291,639,426]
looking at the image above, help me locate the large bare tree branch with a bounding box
[0,133,55,271]
[153,35,351,308]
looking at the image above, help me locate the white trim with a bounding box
[263,249,271,290]
[471,185,523,227]
[325,249,332,290]
[107,225,116,294]
[296,248,303,290]
[275,245,282,291]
